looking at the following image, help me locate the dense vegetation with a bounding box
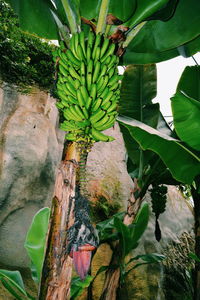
[0,1,54,91]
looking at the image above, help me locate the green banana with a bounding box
[77,44,86,61]
[69,106,83,121]
[93,114,110,129]
[91,128,115,142]
[56,31,120,144]
[59,65,68,77]
[107,101,118,113]
[65,132,78,141]
[88,30,95,48]
[101,43,116,62]
[100,38,110,58]
[77,89,85,107]
[66,50,80,66]
[90,109,105,124]
[79,31,86,57]
[91,98,102,112]
[86,46,91,62]
[68,66,81,81]
[90,84,97,100]
[93,61,101,83]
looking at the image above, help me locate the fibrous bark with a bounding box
[100,182,142,300]
[39,142,80,300]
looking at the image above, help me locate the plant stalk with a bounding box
[61,0,77,34]
[100,183,142,299]
[191,180,200,300]
[122,22,146,48]
[96,0,110,34]
[38,142,80,300]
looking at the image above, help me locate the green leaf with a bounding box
[176,66,200,101]
[188,252,200,263]
[133,253,165,263]
[126,253,165,266]
[113,217,132,257]
[71,276,93,299]
[0,270,27,298]
[124,253,165,276]
[122,47,179,65]
[24,207,50,283]
[119,64,159,172]
[171,91,200,151]
[125,0,170,28]
[178,35,200,58]
[80,0,137,22]
[96,211,125,242]
[5,0,59,39]
[129,202,149,249]
[118,116,200,184]
[125,0,200,63]
[119,64,157,120]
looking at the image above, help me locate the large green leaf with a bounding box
[24,207,50,283]
[124,0,170,27]
[176,66,200,101]
[128,0,200,52]
[171,91,200,151]
[114,217,132,258]
[129,202,149,249]
[122,47,179,65]
[118,116,200,184]
[0,270,27,299]
[177,35,200,59]
[71,276,93,299]
[119,64,157,120]
[118,64,177,186]
[124,0,200,63]
[5,0,59,39]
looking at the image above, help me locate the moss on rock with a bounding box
[0,0,55,92]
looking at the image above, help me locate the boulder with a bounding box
[0,83,64,268]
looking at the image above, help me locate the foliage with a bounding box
[24,207,50,283]
[0,1,55,91]
[5,0,200,64]
[118,64,200,190]
[171,66,200,151]
[0,203,165,299]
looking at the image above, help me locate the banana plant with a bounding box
[119,64,200,299]
[4,0,200,299]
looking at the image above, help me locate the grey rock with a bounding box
[0,84,65,268]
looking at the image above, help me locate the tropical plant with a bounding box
[118,63,200,299]
[3,0,200,299]
[0,204,165,300]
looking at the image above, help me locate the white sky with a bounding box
[153,52,200,117]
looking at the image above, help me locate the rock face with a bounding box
[0,83,195,300]
[0,83,64,268]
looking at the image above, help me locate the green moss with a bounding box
[90,195,121,223]
[0,1,56,92]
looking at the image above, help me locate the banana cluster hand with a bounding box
[53,31,121,142]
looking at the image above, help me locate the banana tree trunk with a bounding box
[100,184,142,300]
[39,141,80,300]
[191,184,200,300]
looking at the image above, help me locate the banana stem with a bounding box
[61,0,77,34]
[96,0,110,34]
[105,24,112,37]
[122,21,146,48]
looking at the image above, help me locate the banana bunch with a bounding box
[53,31,121,143]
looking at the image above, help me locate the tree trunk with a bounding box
[192,184,200,300]
[39,142,80,300]
[100,183,142,300]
